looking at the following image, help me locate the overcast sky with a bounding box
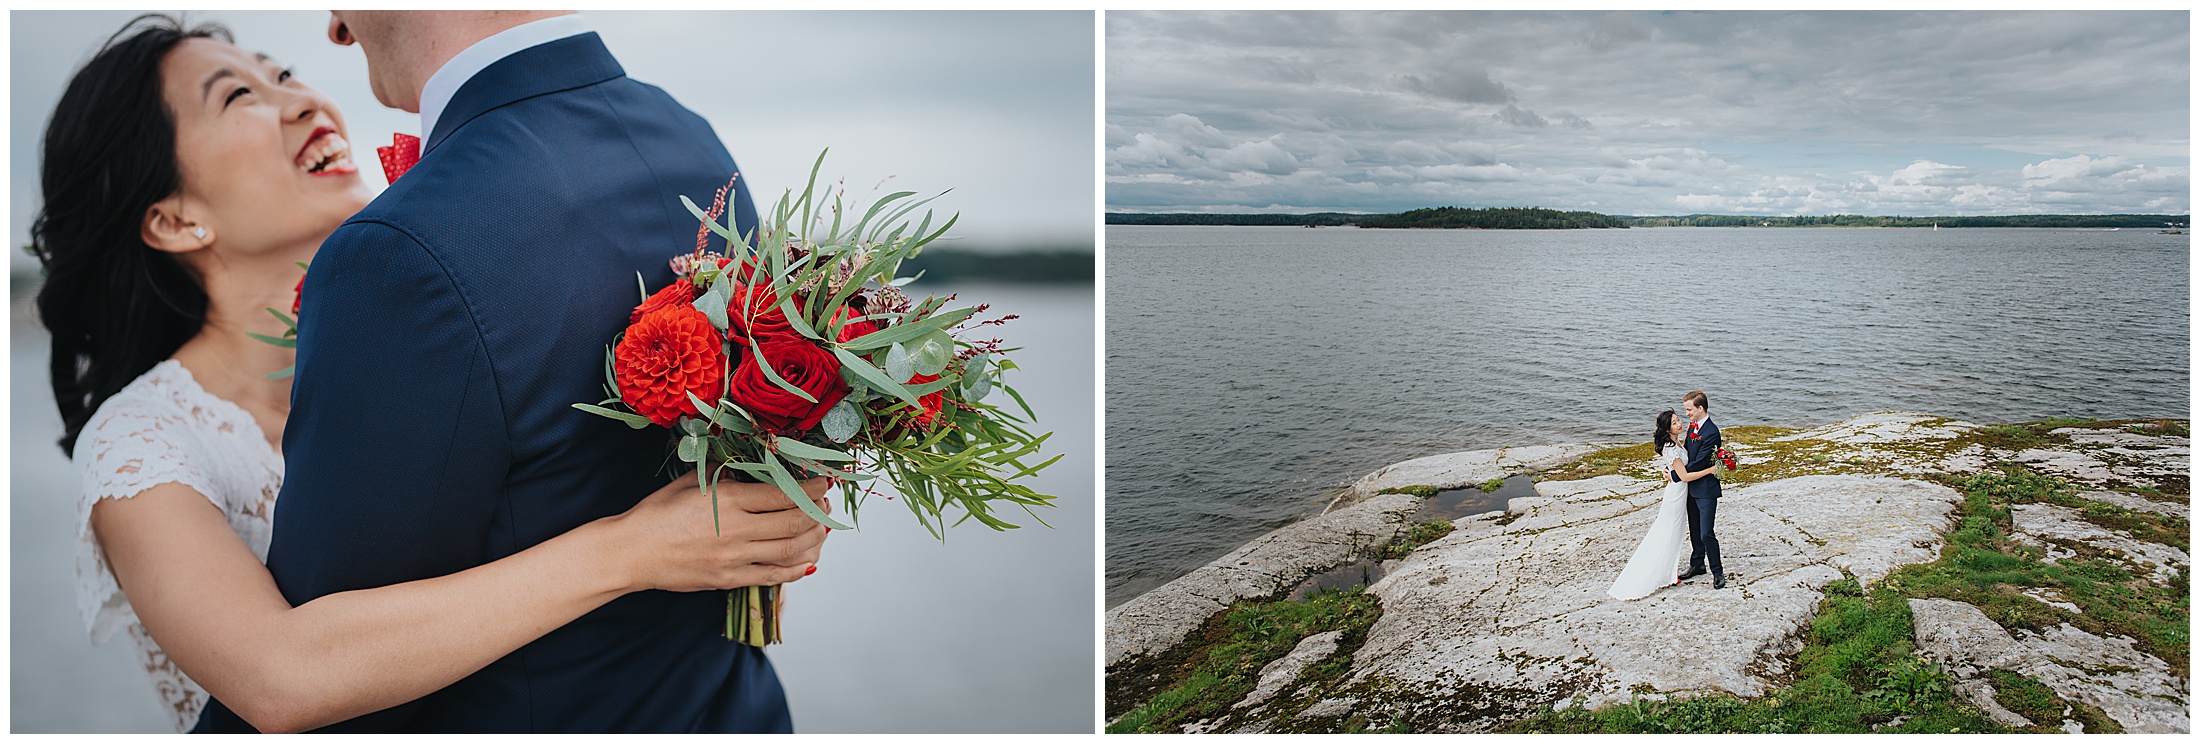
[1107,10,2189,216]
[12,10,1093,275]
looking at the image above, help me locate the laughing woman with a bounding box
[32,15,828,733]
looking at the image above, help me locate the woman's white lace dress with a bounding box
[72,360,284,732]
[1606,444,1690,600]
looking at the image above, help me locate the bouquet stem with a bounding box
[726,585,783,647]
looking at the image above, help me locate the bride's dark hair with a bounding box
[31,14,232,454]
[1652,409,1677,452]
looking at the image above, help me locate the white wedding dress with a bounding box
[1606,444,1690,601]
[72,360,284,732]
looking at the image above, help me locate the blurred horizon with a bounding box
[11,10,1096,286]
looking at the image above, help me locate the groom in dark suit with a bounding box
[1677,389,1725,589]
[194,11,809,732]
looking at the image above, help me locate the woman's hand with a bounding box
[602,474,834,594]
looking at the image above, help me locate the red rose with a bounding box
[630,278,699,324]
[727,282,793,342]
[834,306,880,344]
[614,305,727,427]
[291,275,304,316]
[728,329,849,434]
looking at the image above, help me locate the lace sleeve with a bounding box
[72,396,221,645]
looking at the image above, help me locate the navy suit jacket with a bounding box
[195,34,786,733]
[1684,418,1723,500]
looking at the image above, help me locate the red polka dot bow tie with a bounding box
[378,133,421,183]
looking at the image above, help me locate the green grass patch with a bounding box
[2132,419,2188,437]
[1375,485,1437,498]
[1983,669,2123,733]
[1505,575,2006,733]
[1541,441,1658,482]
[1476,477,1505,492]
[1381,520,1458,560]
[1975,424,2042,449]
[1106,587,1383,733]
[1888,468,2189,677]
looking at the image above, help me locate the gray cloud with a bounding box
[1401,64,1513,104]
[1107,10,2188,215]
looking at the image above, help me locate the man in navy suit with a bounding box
[1677,389,1725,589]
[194,11,815,732]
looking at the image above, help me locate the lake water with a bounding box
[11,282,1096,733]
[1104,225,2189,607]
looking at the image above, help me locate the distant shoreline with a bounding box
[1107,209,2191,230]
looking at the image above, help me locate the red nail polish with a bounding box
[825,527,832,533]
[804,565,818,576]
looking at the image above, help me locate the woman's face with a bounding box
[160,38,372,262]
[1668,414,1686,442]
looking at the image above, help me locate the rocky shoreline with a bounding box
[1105,412,2190,734]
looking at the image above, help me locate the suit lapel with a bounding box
[424,32,626,155]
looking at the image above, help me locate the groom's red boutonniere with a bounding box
[378,133,421,183]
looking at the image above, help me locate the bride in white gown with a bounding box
[1607,410,1693,600]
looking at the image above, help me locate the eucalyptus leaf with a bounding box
[776,297,822,341]
[965,373,993,402]
[717,398,758,425]
[821,400,861,442]
[884,342,915,383]
[266,366,294,380]
[904,375,957,396]
[677,435,705,463]
[246,332,297,348]
[761,454,853,530]
[682,194,736,242]
[680,416,710,437]
[685,392,721,422]
[772,436,855,462]
[695,285,730,332]
[914,334,952,376]
[832,346,922,409]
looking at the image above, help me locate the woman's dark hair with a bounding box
[31,14,231,454]
[1652,409,1677,452]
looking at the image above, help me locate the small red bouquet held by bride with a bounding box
[572,151,1059,646]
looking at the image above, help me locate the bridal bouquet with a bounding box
[573,152,1059,646]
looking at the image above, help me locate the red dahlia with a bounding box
[631,278,700,324]
[614,305,728,427]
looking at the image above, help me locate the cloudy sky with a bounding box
[12,10,1092,275]
[1107,10,2189,216]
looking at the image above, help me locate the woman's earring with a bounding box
[193,227,208,240]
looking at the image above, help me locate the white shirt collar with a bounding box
[417,14,593,142]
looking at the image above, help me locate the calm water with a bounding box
[1105,225,2189,607]
[12,283,1095,733]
